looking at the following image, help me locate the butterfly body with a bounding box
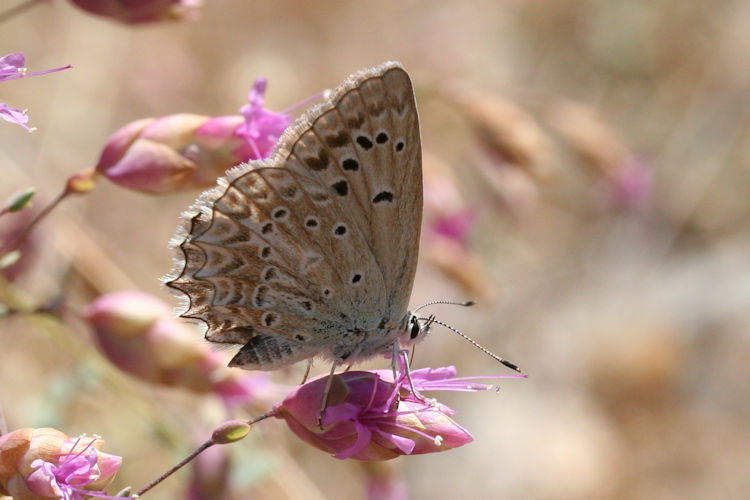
[166,62,423,371]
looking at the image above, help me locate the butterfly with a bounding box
[165,62,427,373]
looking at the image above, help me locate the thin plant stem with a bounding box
[0,189,68,256]
[134,412,276,497]
[135,441,214,497]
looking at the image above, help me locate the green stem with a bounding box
[0,189,68,256]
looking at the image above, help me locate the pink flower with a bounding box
[272,363,518,461]
[95,78,302,193]
[0,104,33,131]
[0,52,71,131]
[68,0,201,24]
[83,291,277,407]
[0,428,122,500]
[235,78,296,160]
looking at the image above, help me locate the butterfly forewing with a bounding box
[166,61,422,369]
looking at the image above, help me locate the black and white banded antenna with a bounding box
[413,300,475,314]
[413,299,521,373]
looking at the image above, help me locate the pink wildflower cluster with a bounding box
[0,428,122,500]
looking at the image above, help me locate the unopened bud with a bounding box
[211,420,251,444]
[68,0,201,24]
[1,187,35,214]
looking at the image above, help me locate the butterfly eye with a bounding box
[410,319,421,339]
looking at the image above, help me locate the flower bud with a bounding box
[0,428,121,499]
[68,0,201,24]
[83,291,274,406]
[65,169,98,195]
[547,99,628,178]
[210,420,251,445]
[83,289,171,336]
[95,78,294,194]
[547,100,651,210]
[1,187,35,214]
[456,89,554,179]
[95,115,203,194]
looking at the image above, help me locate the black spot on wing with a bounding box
[372,191,394,203]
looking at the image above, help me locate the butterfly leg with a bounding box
[390,340,400,379]
[300,359,314,384]
[317,361,338,429]
[391,341,427,402]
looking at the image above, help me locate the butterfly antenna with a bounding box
[416,316,521,373]
[413,300,475,314]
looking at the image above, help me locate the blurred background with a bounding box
[2,0,750,498]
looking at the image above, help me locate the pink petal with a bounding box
[0,52,25,79]
[0,103,33,131]
[334,421,373,459]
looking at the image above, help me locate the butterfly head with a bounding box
[402,312,433,345]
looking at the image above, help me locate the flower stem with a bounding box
[248,411,276,425]
[134,411,276,497]
[135,440,214,497]
[0,188,67,256]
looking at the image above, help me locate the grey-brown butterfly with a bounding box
[165,61,428,372]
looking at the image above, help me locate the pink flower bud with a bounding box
[83,291,274,406]
[95,79,296,194]
[95,115,204,194]
[68,0,201,24]
[273,367,478,461]
[0,428,121,499]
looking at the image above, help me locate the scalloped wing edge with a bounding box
[162,61,407,330]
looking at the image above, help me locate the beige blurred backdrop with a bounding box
[2,1,750,499]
